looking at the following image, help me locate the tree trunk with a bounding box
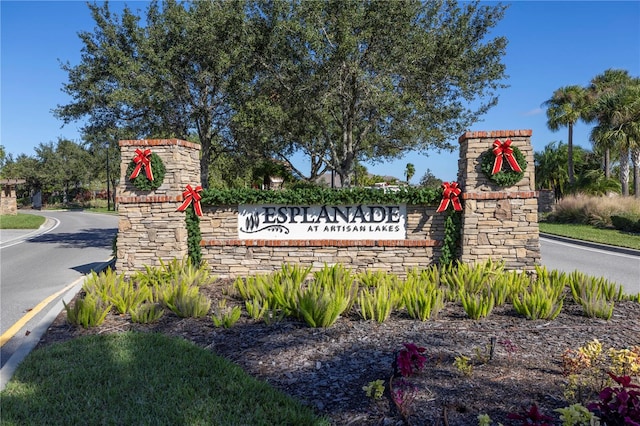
[604,148,610,179]
[567,123,575,186]
[632,147,640,198]
[620,144,630,197]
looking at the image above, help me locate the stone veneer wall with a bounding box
[457,130,540,270]
[115,139,201,273]
[115,131,541,277]
[198,205,444,277]
[1,186,18,215]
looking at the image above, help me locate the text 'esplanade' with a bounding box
[262,205,402,225]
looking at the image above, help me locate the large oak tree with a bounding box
[57,0,508,187]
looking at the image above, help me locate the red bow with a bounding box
[177,184,203,216]
[130,149,154,181]
[436,182,463,213]
[491,139,522,175]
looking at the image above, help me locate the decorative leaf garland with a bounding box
[480,144,527,187]
[185,203,202,267]
[126,152,166,191]
[439,210,461,266]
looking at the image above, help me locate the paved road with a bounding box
[540,236,640,295]
[1,210,118,370]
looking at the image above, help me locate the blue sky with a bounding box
[1,1,639,183]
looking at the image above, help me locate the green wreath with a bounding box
[126,152,166,191]
[480,145,527,187]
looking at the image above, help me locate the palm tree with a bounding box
[584,69,633,179]
[591,78,640,197]
[534,141,569,200]
[542,85,587,187]
[405,163,415,184]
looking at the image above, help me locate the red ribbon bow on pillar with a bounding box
[491,139,522,175]
[177,184,203,216]
[130,149,154,181]
[436,182,463,213]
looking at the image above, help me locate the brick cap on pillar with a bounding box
[119,139,201,150]
[458,130,532,143]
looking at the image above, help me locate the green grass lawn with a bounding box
[0,332,329,426]
[539,222,640,250]
[0,213,46,229]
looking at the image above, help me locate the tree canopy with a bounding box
[56,0,508,188]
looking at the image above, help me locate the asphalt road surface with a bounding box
[1,210,118,369]
[540,235,640,295]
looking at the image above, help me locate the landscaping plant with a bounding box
[587,373,640,426]
[63,293,112,328]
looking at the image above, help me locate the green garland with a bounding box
[185,203,202,267]
[439,209,461,266]
[201,186,441,206]
[480,145,527,187]
[126,152,166,191]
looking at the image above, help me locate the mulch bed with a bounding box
[36,280,640,425]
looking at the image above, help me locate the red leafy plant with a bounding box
[394,343,427,377]
[390,377,418,418]
[506,403,554,426]
[587,373,640,426]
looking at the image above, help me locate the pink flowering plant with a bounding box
[395,343,427,377]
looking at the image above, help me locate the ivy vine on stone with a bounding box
[480,145,527,187]
[126,152,166,191]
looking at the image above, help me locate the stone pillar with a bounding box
[0,179,25,215]
[457,130,540,270]
[116,139,201,274]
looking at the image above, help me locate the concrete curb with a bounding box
[0,258,115,391]
[540,232,640,257]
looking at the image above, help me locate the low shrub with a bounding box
[611,212,640,233]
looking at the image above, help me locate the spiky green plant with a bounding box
[577,292,615,320]
[493,270,532,304]
[357,270,403,309]
[512,281,564,320]
[295,281,350,328]
[211,300,242,328]
[459,290,495,320]
[315,264,358,311]
[108,280,153,315]
[161,280,211,318]
[569,271,625,303]
[82,268,123,302]
[245,298,269,320]
[130,303,165,324]
[63,294,112,328]
[403,286,445,321]
[441,259,504,300]
[357,280,400,323]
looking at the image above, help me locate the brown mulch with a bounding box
[36,280,640,426]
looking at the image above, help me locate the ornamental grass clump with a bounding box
[569,270,625,302]
[211,299,242,328]
[108,280,153,315]
[459,290,495,320]
[130,302,164,324]
[441,259,504,301]
[266,264,311,316]
[295,280,351,328]
[512,267,565,320]
[82,268,123,302]
[402,271,445,321]
[315,264,358,311]
[357,280,398,323]
[160,280,211,318]
[63,293,112,328]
